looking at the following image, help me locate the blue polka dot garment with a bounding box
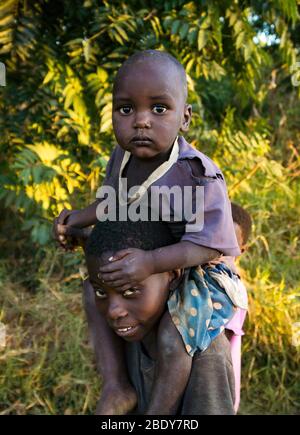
[168,263,236,356]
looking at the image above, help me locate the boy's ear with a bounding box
[169,269,183,292]
[180,104,192,132]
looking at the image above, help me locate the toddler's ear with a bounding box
[180,104,192,132]
[169,269,183,292]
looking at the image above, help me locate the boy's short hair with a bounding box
[231,203,252,245]
[114,49,188,101]
[86,220,175,258]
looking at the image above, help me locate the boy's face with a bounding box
[233,222,245,252]
[86,254,176,341]
[112,59,192,159]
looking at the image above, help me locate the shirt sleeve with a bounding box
[177,159,241,257]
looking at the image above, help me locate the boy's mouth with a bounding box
[113,324,140,338]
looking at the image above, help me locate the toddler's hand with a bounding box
[53,208,79,250]
[98,248,155,290]
[56,225,91,250]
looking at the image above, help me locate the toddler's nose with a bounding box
[133,111,151,129]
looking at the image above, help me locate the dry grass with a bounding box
[0,252,101,415]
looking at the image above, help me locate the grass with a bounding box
[0,250,101,415]
[238,251,300,414]
[239,292,300,414]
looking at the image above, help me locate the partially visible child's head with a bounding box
[231,203,252,252]
[112,50,192,160]
[85,220,180,342]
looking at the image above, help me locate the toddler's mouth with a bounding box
[131,136,153,146]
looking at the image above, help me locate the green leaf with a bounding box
[171,20,181,35]
[197,29,207,51]
[43,70,55,85]
[187,27,198,45]
[114,24,129,42]
[179,22,189,39]
[236,31,245,49]
[82,39,91,62]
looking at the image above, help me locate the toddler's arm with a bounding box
[64,200,100,228]
[99,241,219,290]
[151,241,218,272]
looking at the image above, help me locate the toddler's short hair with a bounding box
[231,203,252,245]
[114,49,188,101]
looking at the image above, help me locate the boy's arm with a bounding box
[99,241,219,291]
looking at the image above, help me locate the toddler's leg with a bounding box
[146,311,192,415]
[83,279,137,415]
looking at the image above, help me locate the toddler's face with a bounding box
[112,59,191,159]
[234,222,245,252]
[86,254,173,341]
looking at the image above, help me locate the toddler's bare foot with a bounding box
[95,383,137,415]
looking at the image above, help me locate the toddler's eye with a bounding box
[95,289,107,299]
[119,106,133,115]
[123,288,139,297]
[152,105,167,114]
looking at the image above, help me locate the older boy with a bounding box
[83,219,236,415]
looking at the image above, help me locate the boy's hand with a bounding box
[98,249,155,290]
[53,208,79,250]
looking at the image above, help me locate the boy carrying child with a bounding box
[54,50,248,414]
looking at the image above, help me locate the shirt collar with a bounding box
[118,137,180,204]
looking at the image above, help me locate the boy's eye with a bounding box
[119,105,133,115]
[95,289,107,299]
[123,288,139,297]
[152,105,167,114]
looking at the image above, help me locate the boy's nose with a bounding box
[133,111,151,129]
[107,301,128,321]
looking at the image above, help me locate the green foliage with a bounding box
[0,0,300,414]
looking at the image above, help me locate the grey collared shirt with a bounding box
[101,136,240,257]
